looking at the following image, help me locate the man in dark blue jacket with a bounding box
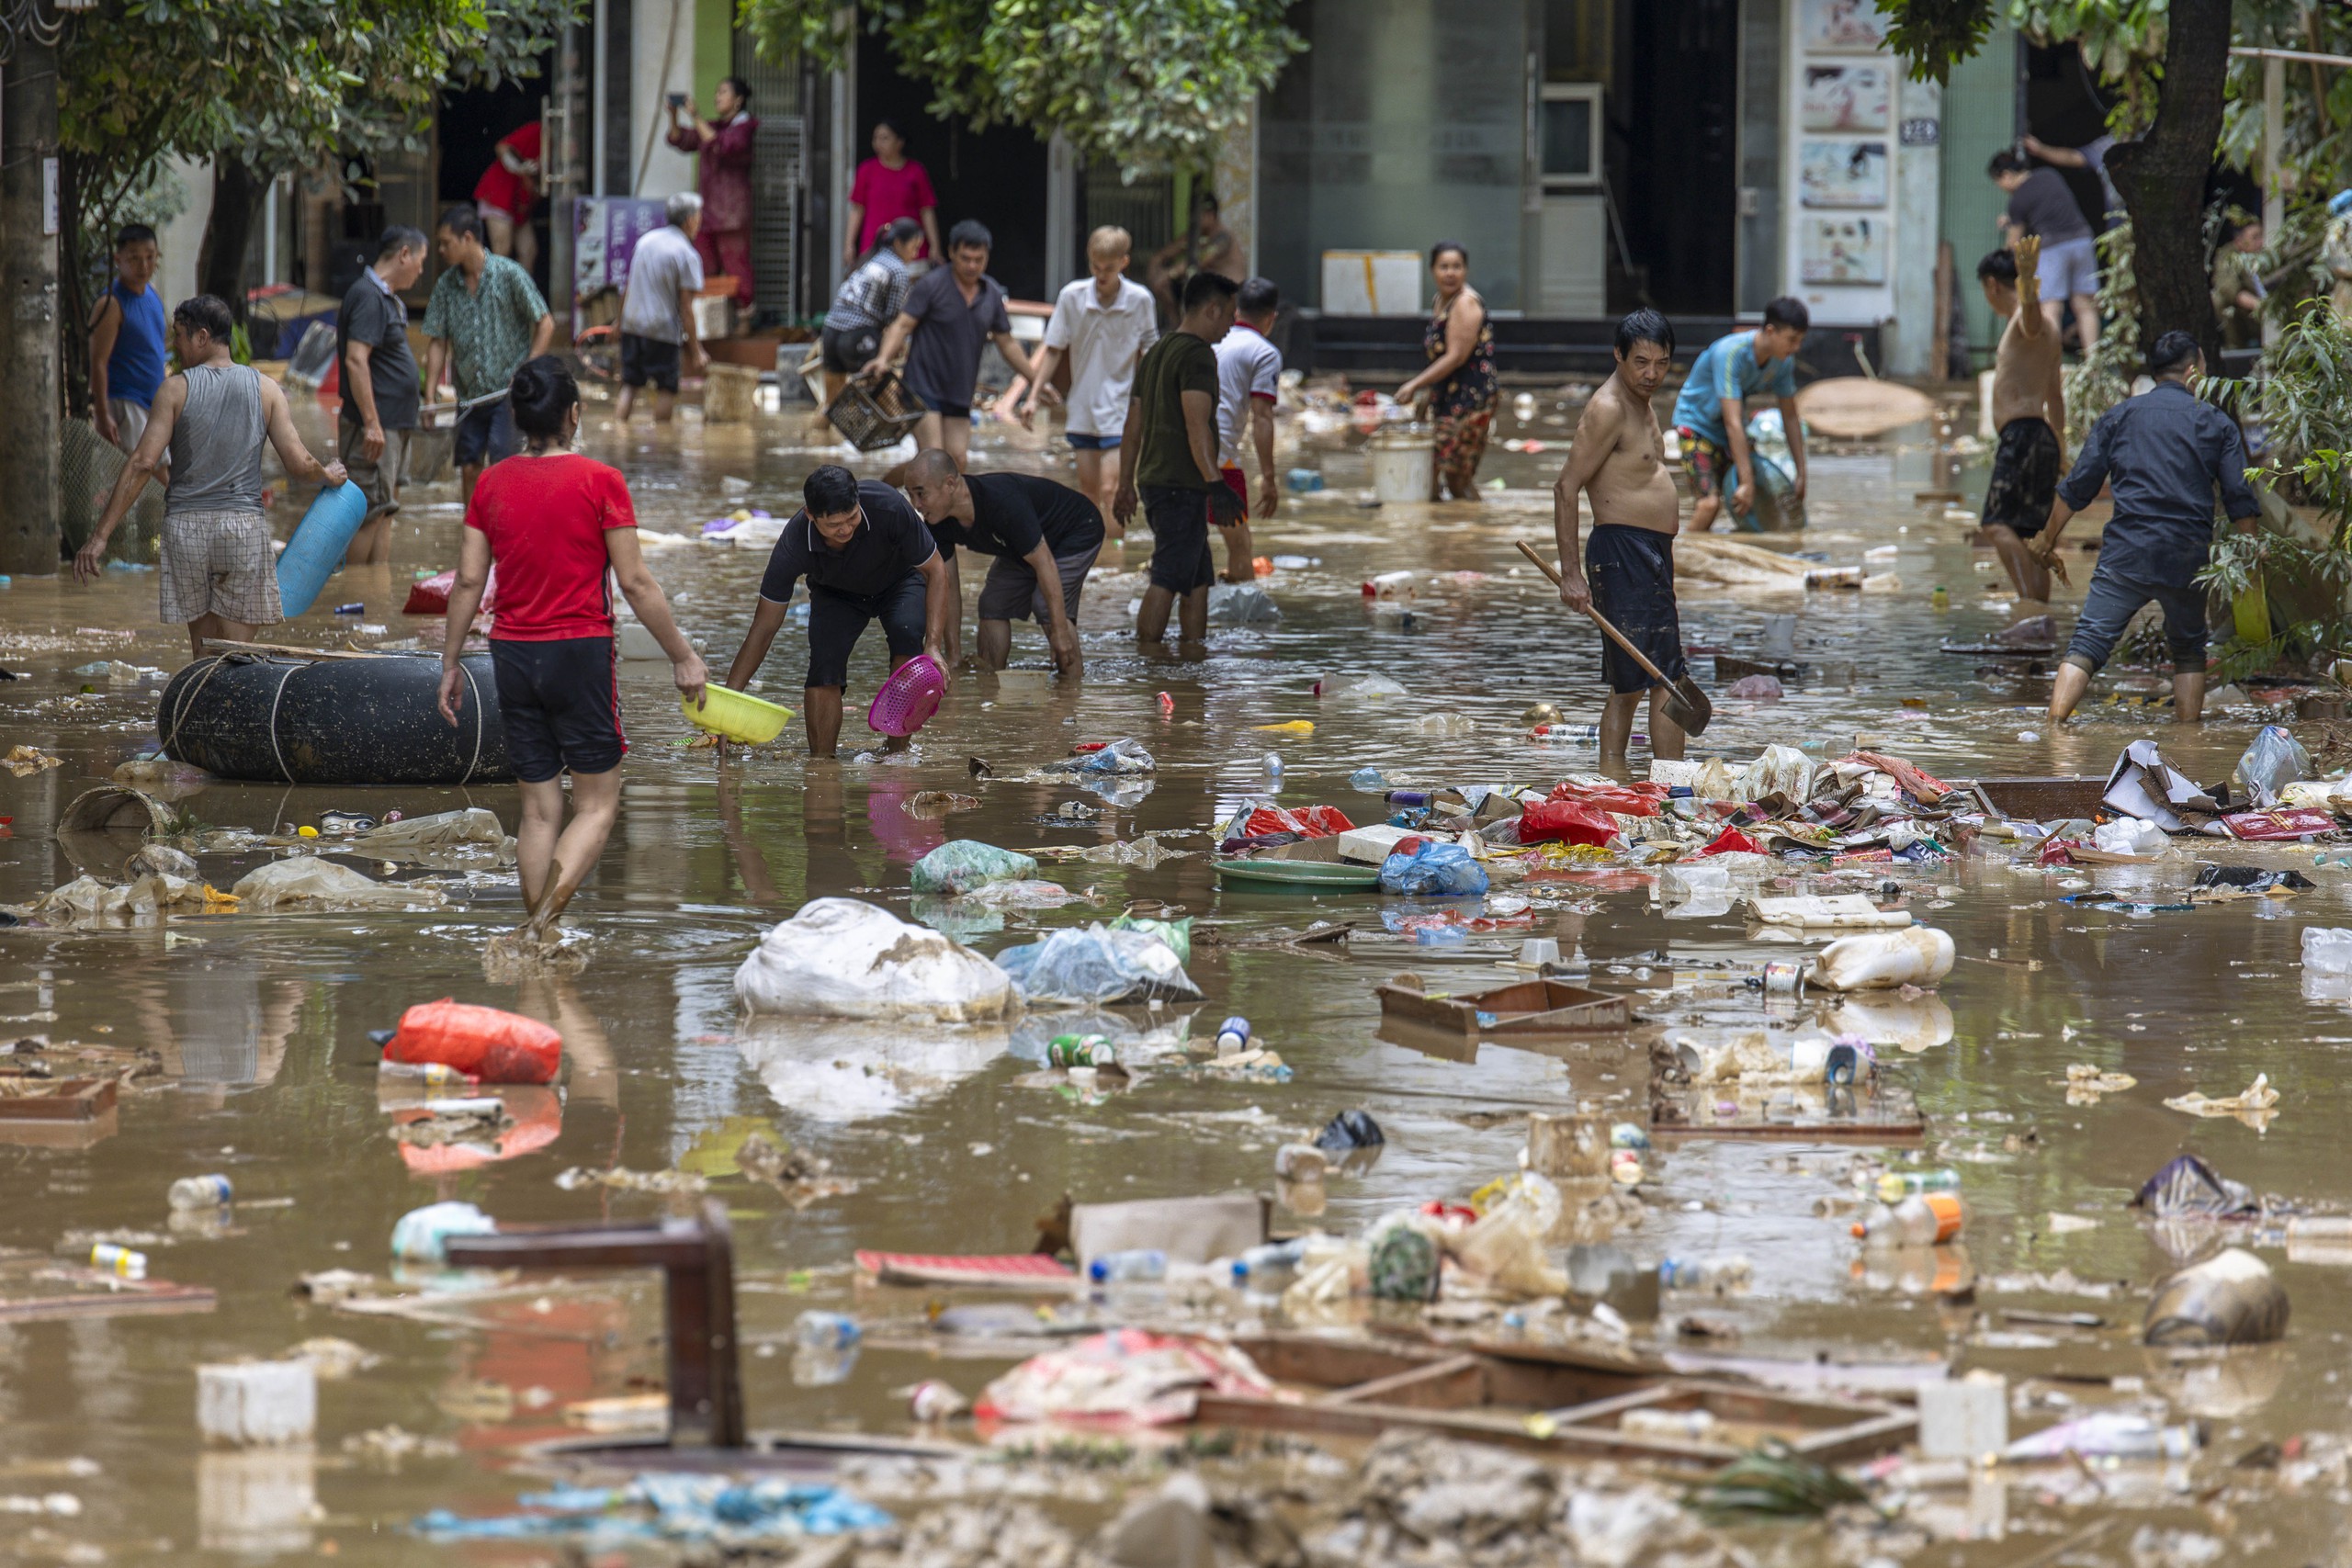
[2034,331,2261,726]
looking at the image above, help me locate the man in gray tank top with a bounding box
[77,294,345,662]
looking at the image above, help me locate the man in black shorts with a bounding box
[1975,242,2065,608]
[725,464,954,756]
[1114,270,1242,646]
[901,449,1095,674]
[819,218,922,410]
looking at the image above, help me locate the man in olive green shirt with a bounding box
[1114,271,1239,646]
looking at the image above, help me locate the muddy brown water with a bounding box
[3,389,2348,1562]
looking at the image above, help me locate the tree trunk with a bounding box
[59,150,92,420]
[198,155,261,321]
[2104,0,2233,361]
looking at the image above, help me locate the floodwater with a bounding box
[3,382,2349,1563]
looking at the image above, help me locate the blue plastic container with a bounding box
[276,481,368,617]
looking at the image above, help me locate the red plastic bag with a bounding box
[384,998,563,1084]
[1698,826,1763,856]
[1547,779,1667,817]
[1239,804,1355,839]
[1518,799,1620,845]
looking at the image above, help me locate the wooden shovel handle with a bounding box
[1514,540,1677,688]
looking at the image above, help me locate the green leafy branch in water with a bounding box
[2199,299,2352,682]
[1683,1439,1870,1520]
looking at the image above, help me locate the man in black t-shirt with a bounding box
[338,226,427,567]
[725,465,953,756]
[901,449,1097,674]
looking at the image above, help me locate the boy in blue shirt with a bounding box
[1669,297,1810,532]
[89,224,169,464]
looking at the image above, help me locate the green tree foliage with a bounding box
[741,0,1305,178]
[61,0,580,242]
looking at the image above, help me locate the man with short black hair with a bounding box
[725,465,956,757]
[860,219,1043,467]
[339,225,429,566]
[902,448,1096,674]
[1212,276,1283,581]
[2036,332,2261,726]
[423,203,555,501]
[1669,298,1809,533]
[1992,148,2099,354]
[1115,270,1241,647]
[75,295,347,660]
[616,190,708,423]
[1974,240,2065,607]
[1552,309,1687,769]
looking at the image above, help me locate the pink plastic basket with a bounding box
[867,654,946,737]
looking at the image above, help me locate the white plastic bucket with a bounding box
[1371,434,1434,503]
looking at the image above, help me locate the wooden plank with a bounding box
[1960,776,2107,820]
[0,1077,119,1123]
[202,638,382,661]
[1319,1354,1485,1409]
[0,1278,215,1323]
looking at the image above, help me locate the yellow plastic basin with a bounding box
[682,683,793,744]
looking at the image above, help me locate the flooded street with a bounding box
[6,385,2351,1564]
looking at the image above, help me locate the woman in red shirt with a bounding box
[436,357,707,935]
[844,119,944,272]
[473,119,543,275]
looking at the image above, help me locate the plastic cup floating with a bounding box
[868,655,946,738]
[682,683,794,744]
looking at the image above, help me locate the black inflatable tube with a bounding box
[156,651,513,785]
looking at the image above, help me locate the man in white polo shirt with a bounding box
[1023,225,1157,536]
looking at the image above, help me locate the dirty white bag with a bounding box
[1734,744,1815,806]
[1806,926,1955,990]
[232,857,447,909]
[734,897,1016,1021]
[2090,817,2168,856]
[349,807,510,855]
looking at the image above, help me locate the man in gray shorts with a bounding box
[76,294,347,662]
[900,449,1094,674]
[1992,148,2100,355]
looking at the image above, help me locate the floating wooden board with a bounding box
[1961,776,2108,820]
[0,1252,215,1323]
[0,1077,119,1122]
[1197,1332,1911,1465]
[1376,975,1632,1037]
[1714,654,1802,683]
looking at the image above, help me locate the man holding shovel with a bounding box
[1548,309,1690,770]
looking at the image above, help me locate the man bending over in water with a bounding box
[1550,309,1685,772]
[1975,237,2065,611]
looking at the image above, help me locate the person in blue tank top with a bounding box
[89,224,169,464]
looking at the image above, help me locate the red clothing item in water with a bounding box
[473,120,542,221]
[464,453,636,641]
[668,112,759,231]
[851,156,937,255]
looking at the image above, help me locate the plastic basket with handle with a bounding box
[828,370,931,451]
[868,654,945,737]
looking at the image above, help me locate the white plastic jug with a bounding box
[1806,926,1956,991]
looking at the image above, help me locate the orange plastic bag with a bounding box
[384,998,562,1084]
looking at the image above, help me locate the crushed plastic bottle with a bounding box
[1230,1237,1311,1284]
[1088,1249,1167,1284]
[794,1311,861,1351]
[1873,1168,1961,1203]
[168,1175,233,1210]
[1349,767,1390,795]
[1262,751,1283,779]
[1852,1192,1965,1247]
[2304,928,2352,976]
[1657,1256,1753,1294]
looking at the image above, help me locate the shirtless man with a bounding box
[1552,309,1685,770]
[1975,236,2065,609]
